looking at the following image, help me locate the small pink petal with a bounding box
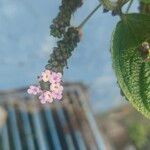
[41,70,51,82]
[49,72,62,84]
[43,91,53,103]
[27,89,32,94]
[41,99,46,104]
[57,72,62,78]
[56,94,62,100]
[51,92,62,100]
[27,85,41,96]
[50,83,63,93]
[59,86,63,91]
[45,70,51,74]
[39,93,44,99]
[29,86,35,90]
[47,98,53,103]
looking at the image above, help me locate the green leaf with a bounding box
[139,1,150,15]
[111,13,150,119]
[140,0,150,4]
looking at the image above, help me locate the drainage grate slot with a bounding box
[0,84,105,150]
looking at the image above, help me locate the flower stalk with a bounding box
[78,3,102,29]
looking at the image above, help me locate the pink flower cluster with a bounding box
[27,70,63,104]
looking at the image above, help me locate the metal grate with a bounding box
[0,83,106,150]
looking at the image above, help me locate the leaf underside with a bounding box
[111,13,150,119]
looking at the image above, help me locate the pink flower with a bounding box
[52,91,62,100]
[50,83,63,93]
[49,72,62,83]
[44,91,53,103]
[28,69,64,104]
[39,91,53,103]
[41,70,51,82]
[27,86,41,95]
[39,93,46,104]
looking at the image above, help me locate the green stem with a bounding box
[126,0,134,13]
[78,3,101,29]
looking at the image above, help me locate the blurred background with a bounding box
[0,0,150,150]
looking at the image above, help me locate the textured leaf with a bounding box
[139,0,150,14]
[140,0,150,4]
[111,13,150,118]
